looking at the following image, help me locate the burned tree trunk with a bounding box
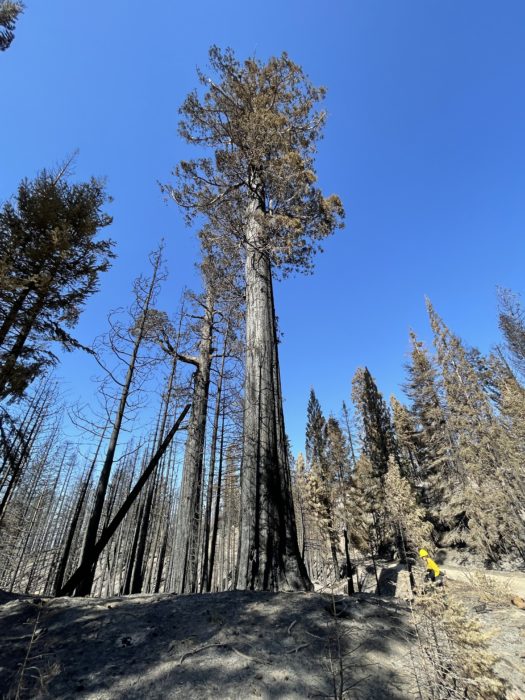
[200,328,229,592]
[74,254,162,596]
[237,208,311,591]
[171,292,214,594]
[207,407,225,591]
[58,404,189,597]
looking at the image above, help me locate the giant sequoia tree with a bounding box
[166,47,344,590]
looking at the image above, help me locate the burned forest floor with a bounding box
[1,565,524,699]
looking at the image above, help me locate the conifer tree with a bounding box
[351,367,398,554]
[498,287,525,380]
[351,367,396,480]
[427,300,525,559]
[325,416,356,591]
[389,395,419,484]
[0,1,23,51]
[169,270,218,594]
[166,47,343,590]
[0,164,114,399]
[351,453,385,574]
[305,388,326,469]
[402,331,456,525]
[383,456,432,557]
[304,391,343,577]
[291,452,308,561]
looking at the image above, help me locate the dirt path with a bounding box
[442,563,525,598]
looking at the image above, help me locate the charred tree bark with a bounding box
[74,261,161,596]
[237,206,311,591]
[53,427,107,596]
[131,359,178,594]
[59,404,190,597]
[171,293,215,594]
[0,285,33,348]
[343,527,355,595]
[207,406,225,592]
[200,331,228,592]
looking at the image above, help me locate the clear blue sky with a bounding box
[2,1,524,455]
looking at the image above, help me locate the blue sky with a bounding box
[1,1,524,455]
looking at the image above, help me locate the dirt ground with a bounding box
[0,590,420,699]
[1,567,524,699]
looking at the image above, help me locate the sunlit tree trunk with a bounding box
[237,205,311,591]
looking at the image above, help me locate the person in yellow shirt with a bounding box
[419,549,444,585]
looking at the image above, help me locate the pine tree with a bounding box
[351,367,401,555]
[170,274,217,594]
[415,591,507,699]
[166,48,343,590]
[305,388,326,468]
[390,395,420,484]
[351,367,396,480]
[497,287,525,380]
[383,456,432,557]
[304,391,343,578]
[402,331,457,525]
[427,300,525,560]
[0,1,23,51]
[0,164,114,399]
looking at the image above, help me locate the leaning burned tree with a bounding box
[166,47,344,590]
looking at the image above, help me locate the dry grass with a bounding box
[463,571,512,607]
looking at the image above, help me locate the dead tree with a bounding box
[75,248,164,595]
[58,404,190,596]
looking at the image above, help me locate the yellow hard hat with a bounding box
[418,549,429,557]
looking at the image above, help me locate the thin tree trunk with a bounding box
[0,294,48,398]
[0,285,33,348]
[131,360,178,594]
[207,407,225,592]
[343,527,355,595]
[75,263,160,596]
[53,428,107,595]
[59,404,190,596]
[200,333,228,592]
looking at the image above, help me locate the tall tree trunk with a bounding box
[154,525,169,593]
[123,501,144,595]
[0,293,48,398]
[75,262,160,596]
[207,407,225,592]
[171,293,214,594]
[237,205,311,591]
[131,359,178,593]
[200,331,228,592]
[342,527,355,595]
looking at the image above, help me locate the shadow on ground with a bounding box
[0,590,418,699]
